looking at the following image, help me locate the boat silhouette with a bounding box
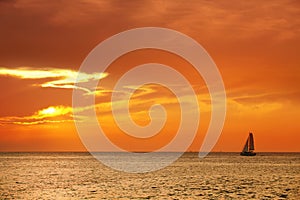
[240,132,256,156]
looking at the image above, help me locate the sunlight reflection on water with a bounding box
[0,152,299,199]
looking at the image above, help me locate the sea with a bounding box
[0,152,299,199]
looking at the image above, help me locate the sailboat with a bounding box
[240,132,256,156]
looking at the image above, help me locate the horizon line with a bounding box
[0,151,299,153]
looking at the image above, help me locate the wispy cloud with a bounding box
[0,67,108,93]
[93,84,212,117]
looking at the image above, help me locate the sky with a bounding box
[0,0,299,152]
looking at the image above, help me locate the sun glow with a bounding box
[40,107,57,115]
[37,106,73,118]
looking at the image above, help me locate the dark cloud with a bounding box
[1,0,299,69]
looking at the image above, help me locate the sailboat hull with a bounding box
[240,152,256,156]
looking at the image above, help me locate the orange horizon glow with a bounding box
[0,0,299,152]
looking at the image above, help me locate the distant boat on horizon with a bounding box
[240,132,256,156]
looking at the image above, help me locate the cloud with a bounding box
[224,89,300,115]
[0,81,287,126]
[0,67,108,93]
[0,105,74,125]
[163,1,300,42]
[0,102,101,125]
[93,84,212,116]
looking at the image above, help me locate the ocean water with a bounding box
[0,152,299,199]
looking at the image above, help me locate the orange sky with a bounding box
[0,0,299,152]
